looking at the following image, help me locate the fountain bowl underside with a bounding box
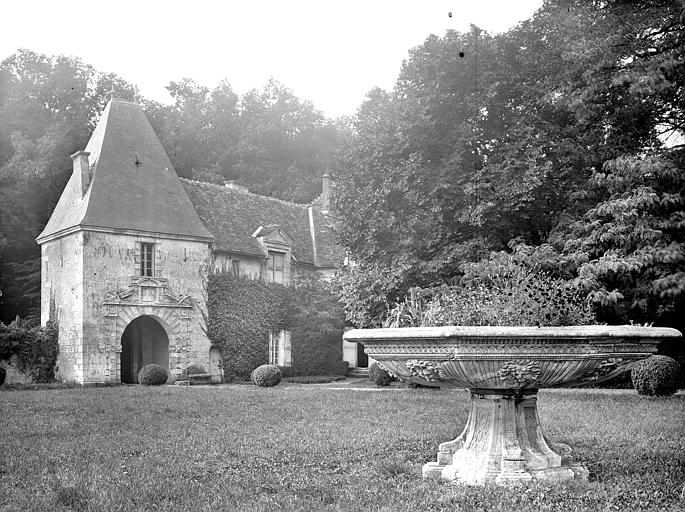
[343,325,682,485]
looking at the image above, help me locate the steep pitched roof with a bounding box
[181,179,344,267]
[37,99,213,243]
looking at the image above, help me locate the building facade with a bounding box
[37,98,345,384]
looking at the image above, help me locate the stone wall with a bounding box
[80,231,213,384]
[213,252,263,279]
[41,232,84,382]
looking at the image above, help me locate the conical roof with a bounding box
[37,99,213,243]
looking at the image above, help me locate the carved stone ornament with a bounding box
[104,276,192,308]
[583,358,623,382]
[377,361,402,380]
[406,359,442,382]
[497,360,541,388]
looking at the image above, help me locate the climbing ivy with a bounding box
[206,272,346,382]
[206,274,287,382]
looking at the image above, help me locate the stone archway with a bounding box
[120,316,170,383]
[103,301,192,383]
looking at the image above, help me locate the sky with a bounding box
[0,0,542,118]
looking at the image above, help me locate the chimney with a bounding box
[71,151,91,196]
[223,180,249,193]
[321,174,330,212]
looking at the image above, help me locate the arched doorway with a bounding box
[120,316,169,383]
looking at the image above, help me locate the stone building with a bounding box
[37,98,345,384]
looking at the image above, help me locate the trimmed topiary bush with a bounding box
[185,364,207,375]
[369,362,394,387]
[631,355,681,396]
[137,364,169,386]
[251,364,282,387]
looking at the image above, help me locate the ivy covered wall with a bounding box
[206,273,346,382]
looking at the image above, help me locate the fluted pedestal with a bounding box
[422,391,589,485]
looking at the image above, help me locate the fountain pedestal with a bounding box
[343,325,681,486]
[423,391,588,485]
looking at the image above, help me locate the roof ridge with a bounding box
[180,178,310,208]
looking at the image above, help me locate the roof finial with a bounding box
[109,86,116,101]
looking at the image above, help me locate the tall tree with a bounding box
[333,0,684,327]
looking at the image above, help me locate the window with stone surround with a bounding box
[140,242,154,277]
[266,251,285,284]
[269,330,291,366]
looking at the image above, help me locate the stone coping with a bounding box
[343,325,682,343]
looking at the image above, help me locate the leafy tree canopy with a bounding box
[333,0,684,329]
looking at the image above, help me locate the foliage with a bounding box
[206,272,346,381]
[0,317,58,382]
[333,0,684,333]
[206,273,287,382]
[556,153,685,328]
[184,364,206,375]
[250,364,282,387]
[631,355,681,396]
[286,274,346,375]
[137,364,169,386]
[147,77,343,203]
[368,362,394,387]
[384,252,595,328]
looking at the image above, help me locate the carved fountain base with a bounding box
[422,391,589,485]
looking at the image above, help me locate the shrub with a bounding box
[251,364,282,387]
[137,364,169,386]
[185,364,206,375]
[631,355,681,396]
[0,318,58,383]
[369,362,394,387]
[384,254,595,328]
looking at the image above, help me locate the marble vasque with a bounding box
[343,325,682,486]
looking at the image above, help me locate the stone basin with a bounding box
[343,325,682,485]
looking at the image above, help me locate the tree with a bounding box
[333,0,684,327]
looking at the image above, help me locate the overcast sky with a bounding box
[1,0,542,118]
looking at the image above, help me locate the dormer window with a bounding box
[140,243,154,277]
[267,251,285,284]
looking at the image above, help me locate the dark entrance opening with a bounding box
[357,342,368,368]
[120,316,169,383]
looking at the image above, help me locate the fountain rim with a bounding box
[343,325,682,343]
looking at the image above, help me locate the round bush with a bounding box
[137,364,169,386]
[369,362,394,387]
[631,355,681,396]
[251,364,282,387]
[185,363,207,375]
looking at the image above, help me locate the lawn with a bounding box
[1,384,683,512]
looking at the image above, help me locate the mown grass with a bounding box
[1,386,683,511]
